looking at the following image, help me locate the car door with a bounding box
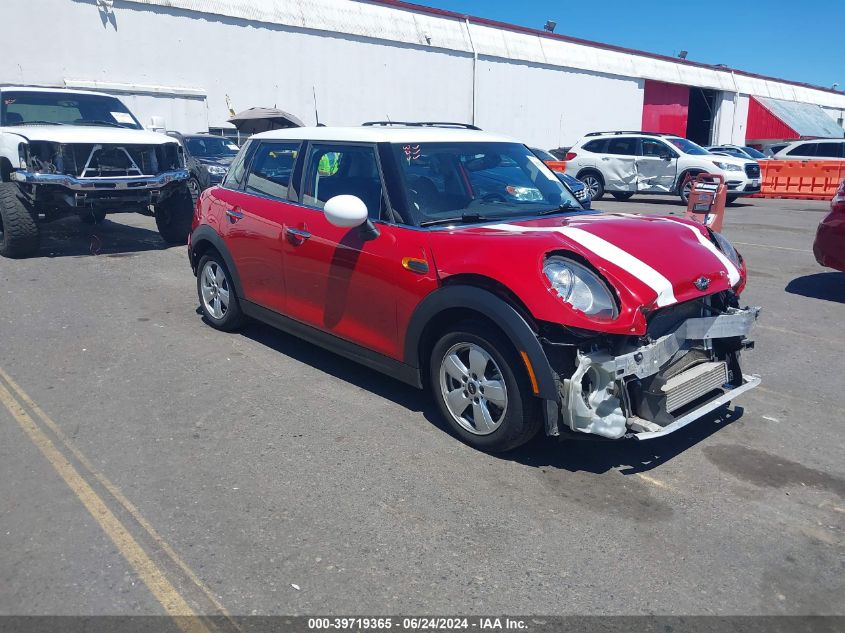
[600,137,638,192]
[281,141,437,360]
[636,138,678,192]
[215,140,301,314]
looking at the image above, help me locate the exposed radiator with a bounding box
[662,361,728,413]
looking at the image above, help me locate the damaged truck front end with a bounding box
[542,291,760,440]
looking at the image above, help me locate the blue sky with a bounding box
[420,0,844,90]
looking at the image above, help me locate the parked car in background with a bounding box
[772,139,845,160]
[167,132,239,202]
[813,180,845,271]
[188,124,759,452]
[706,144,768,160]
[565,131,761,204]
[529,147,590,206]
[0,87,192,257]
[762,142,790,157]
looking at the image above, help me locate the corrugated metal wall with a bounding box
[641,80,689,137]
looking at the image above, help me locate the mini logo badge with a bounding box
[694,276,711,291]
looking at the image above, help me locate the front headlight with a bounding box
[711,230,741,269]
[543,256,618,319]
[712,161,742,172]
[206,165,228,176]
[505,185,543,201]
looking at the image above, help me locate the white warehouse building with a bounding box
[4,0,845,149]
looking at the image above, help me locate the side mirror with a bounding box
[324,195,368,228]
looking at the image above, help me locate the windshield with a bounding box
[392,142,582,226]
[0,91,142,129]
[667,137,710,155]
[742,146,766,159]
[185,136,239,157]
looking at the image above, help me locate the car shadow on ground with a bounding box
[33,216,169,258]
[237,319,740,475]
[785,272,845,304]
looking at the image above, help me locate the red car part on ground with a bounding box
[813,180,845,272]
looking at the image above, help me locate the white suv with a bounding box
[772,139,845,160]
[565,132,761,204]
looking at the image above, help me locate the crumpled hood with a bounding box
[426,212,744,334]
[0,125,178,146]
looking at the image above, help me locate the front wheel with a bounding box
[726,195,739,205]
[679,174,695,205]
[0,182,40,258]
[197,253,243,331]
[429,321,541,452]
[155,186,194,245]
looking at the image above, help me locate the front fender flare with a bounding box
[189,225,245,299]
[404,285,557,402]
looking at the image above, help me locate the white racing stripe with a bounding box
[658,218,741,286]
[486,224,677,307]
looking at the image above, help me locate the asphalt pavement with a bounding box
[0,196,842,618]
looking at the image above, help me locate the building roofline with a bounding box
[366,0,843,98]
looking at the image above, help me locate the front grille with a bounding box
[745,163,760,178]
[662,361,728,412]
[59,143,182,177]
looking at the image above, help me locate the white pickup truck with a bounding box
[0,87,192,258]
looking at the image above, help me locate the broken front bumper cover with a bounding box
[11,169,189,191]
[561,306,761,440]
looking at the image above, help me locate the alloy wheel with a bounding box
[439,342,508,435]
[582,175,601,198]
[200,260,230,320]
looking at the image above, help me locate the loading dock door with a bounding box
[686,88,717,146]
[642,80,689,136]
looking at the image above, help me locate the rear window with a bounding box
[815,143,844,158]
[605,138,637,156]
[582,139,607,153]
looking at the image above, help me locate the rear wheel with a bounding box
[155,185,193,244]
[197,253,243,331]
[579,172,604,200]
[611,192,634,201]
[429,321,541,453]
[0,182,39,258]
[726,194,739,205]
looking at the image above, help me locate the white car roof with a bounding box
[0,85,116,98]
[251,126,518,144]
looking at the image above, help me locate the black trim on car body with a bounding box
[189,225,245,299]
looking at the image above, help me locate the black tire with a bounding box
[679,173,696,205]
[0,182,39,258]
[429,320,542,453]
[196,252,244,331]
[611,192,634,201]
[578,171,604,200]
[726,195,739,205]
[187,177,201,207]
[79,209,107,224]
[155,185,194,245]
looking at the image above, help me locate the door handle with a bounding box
[225,208,244,223]
[284,225,311,243]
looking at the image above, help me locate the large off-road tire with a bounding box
[196,252,244,332]
[429,320,542,453]
[0,182,39,258]
[578,171,604,201]
[155,185,193,245]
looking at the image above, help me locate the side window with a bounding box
[640,139,675,157]
[244,142,300,200]
[815,143,843,158]
[606,138,637,156]
[583,139,607,153]
[222,141,252,190]
[788,143,817,157]
[302,144,385,219]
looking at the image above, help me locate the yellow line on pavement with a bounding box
[0,366,237,630]
[0,376,211,633]
[733,241,809,253]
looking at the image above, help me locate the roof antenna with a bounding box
[386,114,392,124]
[312,86,325,127]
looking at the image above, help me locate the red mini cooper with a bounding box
[188,123,760,452]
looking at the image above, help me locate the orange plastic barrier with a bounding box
[755,160,845,200]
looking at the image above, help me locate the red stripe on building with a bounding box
[641,80,689,137]
[746,96,799,141]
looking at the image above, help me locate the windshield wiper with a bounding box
[75,120,129,128]
[420,213,494,227]
[5,120,66,126]
[536,203,583,215]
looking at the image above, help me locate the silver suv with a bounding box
[566,131,761,204]
[772,139,845,160]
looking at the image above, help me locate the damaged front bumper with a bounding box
[559,306,760,440]
[11,169,189,191]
